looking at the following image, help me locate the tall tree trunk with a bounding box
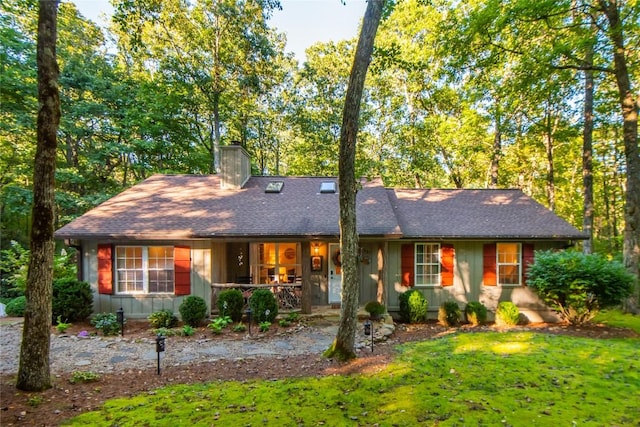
[16,0,60,392]
[324,0,384,361]
[490,109,501,188]
[582,40,595,254]
[598,0,640,308]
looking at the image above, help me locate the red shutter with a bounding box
[97,244,113,294]
[522,243,535,286]
[441,244,454,286]
[483,243,497,286]
[401,244,414,287]
[174,246,191,295]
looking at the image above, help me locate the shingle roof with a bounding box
[388,188,587,239]
[55,175,586,241]
[54,175,402,240]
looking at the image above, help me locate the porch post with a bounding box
[301,241,312,314]
[377,242,385,305]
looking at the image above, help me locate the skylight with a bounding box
[265,181,284,193]
[320,181,337,193]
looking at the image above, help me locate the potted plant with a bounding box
[364,300,386,320]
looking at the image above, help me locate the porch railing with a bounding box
[211,283,302,312]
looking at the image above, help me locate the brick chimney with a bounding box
[219,144,251,189]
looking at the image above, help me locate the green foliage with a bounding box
[594,310,640,335]
[527,251,635,324]
[495,301,520,326]
[398,289,428,323]
[181,325,195,336]
[0,241,29,298]
[249,289,278,323]
[90,313,123,336]
[208,315,232,334]
[52,278,93,323]
[259,321,271,332]
[179,296,208,327]
[55,316,72,333]
[66,332,640,426]
[233,322,247,333]
[216,289,244,322]
[464,301,488,326]
[364,300,385,317]
[285,312,300,322]
[278,319,291,327]
[5,296,26,317]
[148,309,178,329]
[438,301,461,327]
[153,327,179,337]
[69,371,101,384]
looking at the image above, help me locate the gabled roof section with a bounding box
[388,188,587,240]
[55,175,402,240]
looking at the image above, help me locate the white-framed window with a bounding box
[497,243,521,286]
[254,243,300,284]
[115,246,174,294]
[415,243,440,286]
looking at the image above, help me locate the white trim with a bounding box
[496,242,522,286]
[114,246,175,295]
[414,242,441,287]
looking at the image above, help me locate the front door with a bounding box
[328,243,342,304]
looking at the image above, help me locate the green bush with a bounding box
[495,301,520,326]
[5,296,26,317]
[249,289,278,323]
[52,278,93,324]
[527,250,635,325]
[398,289,428,323]
[465,301,488,326]
[91,313,122,336]
[179,295,208,327]
[148,309,178,329]
[438,301,461,327]
[217,289,245,322]
[364,300,385,318]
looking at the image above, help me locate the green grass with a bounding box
[64,331,640,426]
[593,309,640,334]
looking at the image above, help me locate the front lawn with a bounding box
[65,331,639,426]
[594,309,640,334]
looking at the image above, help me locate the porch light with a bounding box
[116,307,124,337]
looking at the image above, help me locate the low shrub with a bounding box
[181,325,195,336]
[217,289,244,322]
[438,301,461,327]
[179,296,208,327]
[495,301,520,326]
[91,313,122,336]
[465,301,488,326]
[527,250,635,324]
[5,296,26,317]
[208,315,232,334]
[153,327,179,337]
[285,312,300,322]
[398,289,428,323]
[148,309,178,329]
[52,278,93,324]
[279,318,291,327]
[233,322,247,333]
[249,289,278,323]
[55,316,72,333]
[69,371,101,384]
[364,300,385,318]
[259,321,271,332]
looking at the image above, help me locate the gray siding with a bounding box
[83,240,212,319]
[384,241,565,322]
